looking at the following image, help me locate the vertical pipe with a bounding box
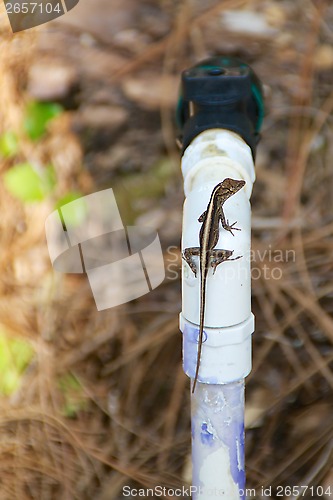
[178,57,264,500]
[191,381,245,500]
[179,129,255,500]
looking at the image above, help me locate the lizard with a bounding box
[182,178,246,393]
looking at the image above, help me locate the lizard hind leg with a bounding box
[182,247,200,277]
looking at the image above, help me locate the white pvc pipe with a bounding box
[180,129,255,500]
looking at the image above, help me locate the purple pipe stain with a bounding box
[218,384,246,498]
[226,420,245,497]
[182,324,213,380]
[200,423,214,446]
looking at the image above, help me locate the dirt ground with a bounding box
[0,0,333,499]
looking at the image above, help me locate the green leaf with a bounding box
[0,131,19,158]
[56,192,87,227]
[55,192,83,210]
[24,101,63,141]
[58,373,88,418]
[4,163,57,203]
[0,332,34,396]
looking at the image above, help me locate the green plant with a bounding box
[0,131,19,158]
[58,373,88,418]
[55,192,88,227]
[3,162,56,202]
[24,101,63,141]
[1,101,84,210]
[0,330,34,396]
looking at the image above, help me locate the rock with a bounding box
[221,10,277,37]
[27,60,78,101]
[314,44,333,70]
[122,74,179,110]
[113,29,151,54]
[75,46,128,83]
[76,105,128,130]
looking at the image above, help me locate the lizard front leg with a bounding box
[220,208,241,236]
[210,249,242,274]
[182,247,199,277]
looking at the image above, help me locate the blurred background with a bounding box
[0,0,333,498]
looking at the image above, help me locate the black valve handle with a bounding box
[177,56,264,159]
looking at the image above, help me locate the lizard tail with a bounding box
[192,266,207,393]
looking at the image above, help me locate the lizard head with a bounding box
[218,178,246,196]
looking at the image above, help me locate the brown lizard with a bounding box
[182,178,246,392]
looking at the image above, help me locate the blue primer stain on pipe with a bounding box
[200,423,214,445]
[182,324,211,380]
[182,325,199,376]
[219,384,246,498]
[228,420,245,497]
[191,381,246,500]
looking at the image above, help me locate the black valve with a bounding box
[177,56,264,159]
